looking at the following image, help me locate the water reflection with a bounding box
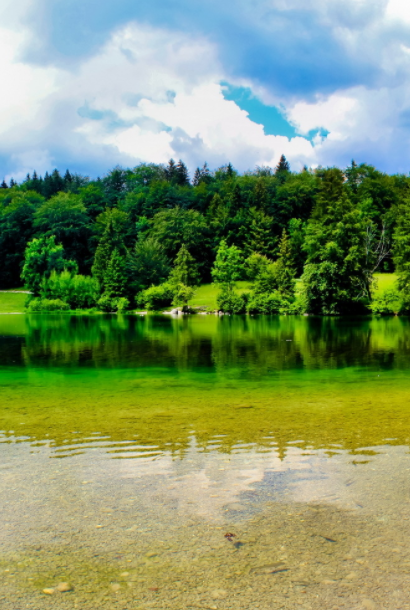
[1,314,410,608]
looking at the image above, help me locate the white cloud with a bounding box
[3,2,410,176]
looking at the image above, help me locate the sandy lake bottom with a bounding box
[1,313,410,609]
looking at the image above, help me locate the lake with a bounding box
[1,313,410,609]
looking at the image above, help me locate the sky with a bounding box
[2,0,410,180]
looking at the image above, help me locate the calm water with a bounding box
[1,313,410,609]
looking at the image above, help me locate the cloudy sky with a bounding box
[2,0,410,180]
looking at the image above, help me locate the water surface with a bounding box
[1,314,410,609]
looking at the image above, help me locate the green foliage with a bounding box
[116,297,130,313]
[244,252,270,280]
[211,240,243,292]
[301,195,369,314]
[393,200,410,297]
[40,270,99,309]
[128,237,170,292]
[370,289,402,315]
[27,298,70,312]
[33,192,90,267]
[150,206,209,266]
[103,248,128,299]
[169,245,200,287]
[172,283,195,308]
[97,295,130,313]
[22,235,76,295]
[137,283,175,310]
[247,291,288,314]
[216,288,248,314]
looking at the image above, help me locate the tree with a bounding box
[21,235,76,294]
[211,240,242,293]
[243,207,276,258]
[301,195,368,314]
[275,154,290,180]
[33,192,91,268]
[175,160,189,186]
[393,200,410,298]
[272,229,296,296]
[92,218,126,290]
[150,206,209,266]
[0,191,44,287]
[165,159,177,183]
[104,248,128,299]
[128,237,170,292]
[169,244,200,287]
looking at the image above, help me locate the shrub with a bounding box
[116,297,130,313]
[41,270,99,309]
[216,289,248,314]
[172,283,195,309]
[27,298,70,312]
[247,291,289,314]
[137,283,175,310]
[97,295,116,312]
[370,289,402,315]
[244,252,270,280]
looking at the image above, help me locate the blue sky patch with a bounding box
[221,83,328,144]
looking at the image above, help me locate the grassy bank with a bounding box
[0,292,27,314]
[0,275,398,315]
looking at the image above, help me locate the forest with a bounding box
[1,155,410,315]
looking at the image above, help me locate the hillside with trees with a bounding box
[1,156,409,315]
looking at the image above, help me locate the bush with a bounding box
[370,289,402,315]
[172,283,195,309]
[27,298,70,312]
[244,252,270,280]
[41,270,99,309]
[97,295,116,312]
[216,289,248,314]
[247,291,297,314]
[137,283,175,310]
[116,297,130,313]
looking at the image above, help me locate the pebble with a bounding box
[110,583,121,592]
[42,588,54,595]
[211,589,228,599]
[56,582,73,593]
[362,600,377,610]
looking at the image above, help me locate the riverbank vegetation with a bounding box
[1,157,410,315]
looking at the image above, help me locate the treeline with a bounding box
[2,156,410,314]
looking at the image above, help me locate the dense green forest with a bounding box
[1,155,410,315]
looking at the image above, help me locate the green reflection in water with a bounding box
[1,314,410,608]
[0,314,410,456]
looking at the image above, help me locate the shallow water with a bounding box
[1,313,410,609]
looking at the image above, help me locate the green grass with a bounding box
[0,292,27,313]
[374,273,397,294]
[0,276,399,314]
[190,282,252,310]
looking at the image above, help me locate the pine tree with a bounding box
[104,248,127,298]
[1,179,8,189]
[192,167,202,186]
[275,154,290,174]
[229,184,242,216]
[274,229,296,296]
[165,159,177,183]
[176,160,189,186]
[169,244,200,287]
[254,178,268,210]
[9,178,16,188]
[64,170,72,186]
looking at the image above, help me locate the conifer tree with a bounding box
[176,160,189,186]
[275,154,290,174]
[169,244,200,287]
[104,248,128,298]
[1,179,8,189]
[165,159,177,183]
